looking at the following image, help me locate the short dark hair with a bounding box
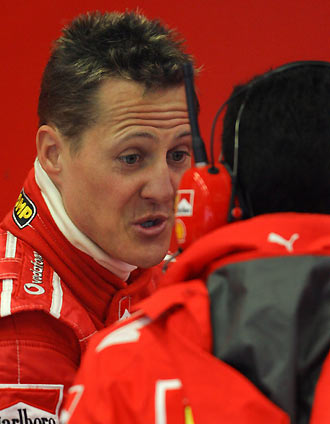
[38,10,193,149]
[222,63,330,215]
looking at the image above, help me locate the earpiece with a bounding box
[172,60,330,252]
[172,63,244,251]
[174,162,232,250]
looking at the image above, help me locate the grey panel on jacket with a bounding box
[207,255,330,424]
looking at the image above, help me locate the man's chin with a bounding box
[132,248,169,269]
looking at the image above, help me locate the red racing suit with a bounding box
[0,168,160,423]
[63,213,330,424]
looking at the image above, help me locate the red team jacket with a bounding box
[63,213,330,424]
[0,168,160,423]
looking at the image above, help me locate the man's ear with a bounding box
[36,125,65,185]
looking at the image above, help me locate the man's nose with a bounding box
[140,163,175,204]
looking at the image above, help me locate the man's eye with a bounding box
[119,154,140,165]
[169,150,191,163]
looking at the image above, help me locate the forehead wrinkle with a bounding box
[113,118,190,133]
[99,90,187,116]
[98,107,189,131]
[107,106,188,120]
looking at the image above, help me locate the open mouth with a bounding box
[134,215,168,236]
[140,218,162,228]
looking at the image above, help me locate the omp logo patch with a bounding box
[13,190,36,229]
[0,384,63,424]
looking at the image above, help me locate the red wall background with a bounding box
[2,0,330,220]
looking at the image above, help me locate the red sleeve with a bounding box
[0,310,80,422]
[310,350,330,423]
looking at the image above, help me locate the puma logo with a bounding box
[267,232,299,252]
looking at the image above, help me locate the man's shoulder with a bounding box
[81,312,159,381]
[0,230,54,294]
[0,230,96,342]
[90,279,210,363]
[95,312,153,354]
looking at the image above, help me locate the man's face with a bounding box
[58,79,192,268]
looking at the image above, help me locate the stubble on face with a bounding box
[59,78,191,268]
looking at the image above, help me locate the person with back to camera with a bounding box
[0,10,194,422]
[61,61,330,424]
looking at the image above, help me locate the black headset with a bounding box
[188,60,330,214]
[175,60,330,250]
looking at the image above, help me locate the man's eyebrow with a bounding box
[177,130,192,138]
[120,132,156,142]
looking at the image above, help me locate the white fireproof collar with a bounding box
[34,158,137,281]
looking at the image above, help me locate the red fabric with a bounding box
[310,350,330,423]
[161,212,330,286]
[0,311,79,405]
[63,281,288,424]
[63,213,330,423]
[0,167,161,420]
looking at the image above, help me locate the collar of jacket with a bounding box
[1,166,141,327]
[161,212,330,285]
[34,158,137,281]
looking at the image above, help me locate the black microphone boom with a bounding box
[183,63,208,165]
